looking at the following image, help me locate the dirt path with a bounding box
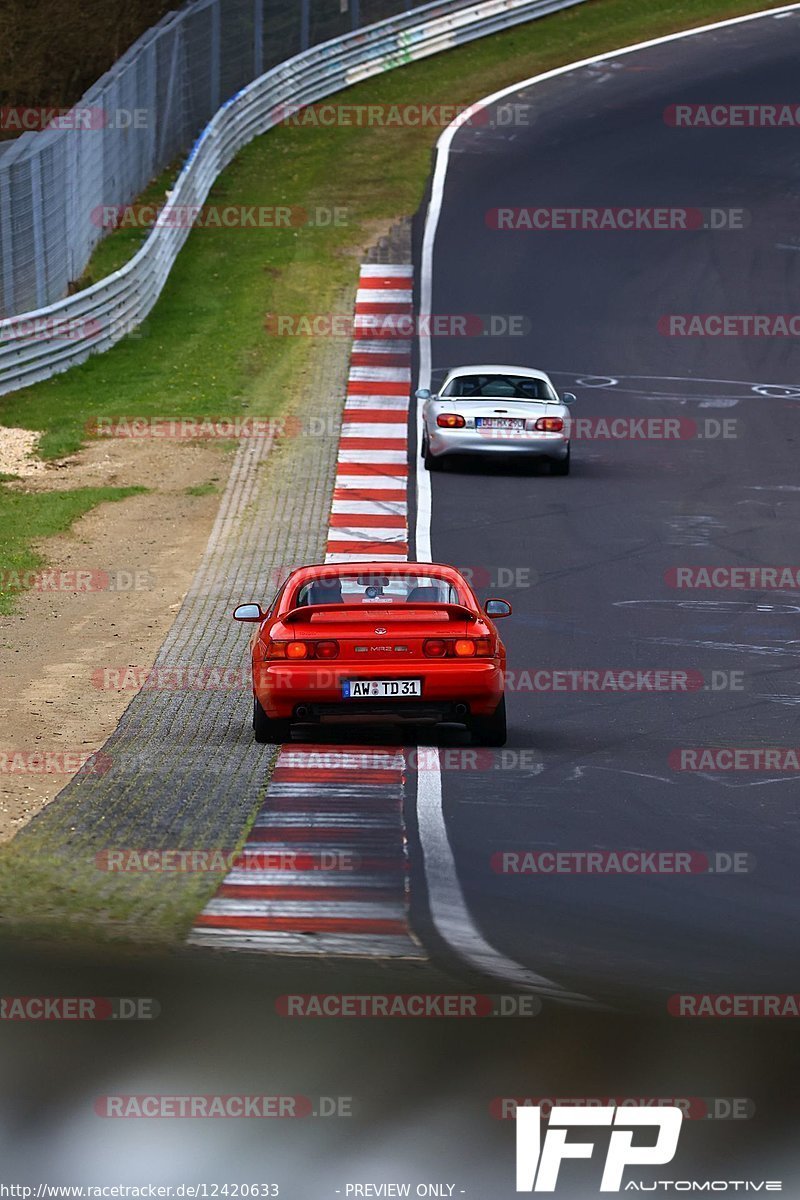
[0,437,233,840]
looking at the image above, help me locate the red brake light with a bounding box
[437,413,466,428]
[424,637,492,658]
[314,640,339,659]
[534,416,564,432]
[424,639,448,657]
[267,640,337,659]
[455,637,492,657]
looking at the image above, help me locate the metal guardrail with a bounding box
[0,0,586,397]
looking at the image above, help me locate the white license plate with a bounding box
[342,679,422,699]
[476,417,524,430]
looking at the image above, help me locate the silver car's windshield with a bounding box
[441,374,557,400]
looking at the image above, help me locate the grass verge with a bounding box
[0,485,146,614]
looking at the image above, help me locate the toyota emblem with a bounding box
[374,627,387,634]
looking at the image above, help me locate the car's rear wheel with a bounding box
[423,434,443,471]
[253,696,292,744]
[470,695,507,746]
[550,446,570,476]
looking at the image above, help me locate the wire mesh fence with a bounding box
[0,0,421,319]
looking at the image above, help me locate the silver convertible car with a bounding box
[416,365,576,474]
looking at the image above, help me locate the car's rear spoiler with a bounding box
[283,602,478,623]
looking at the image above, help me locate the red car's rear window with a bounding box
[291,572,465,608]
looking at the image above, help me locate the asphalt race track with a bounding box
[407,7,800,1005]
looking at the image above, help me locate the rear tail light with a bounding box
[534,416,564,432]
[265,640,338,659]
[437,413,466,428]
[457,637,492,656]
[314,640,339,659]
[425,637,492,658]
[424,638,448,657]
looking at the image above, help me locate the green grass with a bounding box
[0,484,146,613]
[184,481,218,496]
[0,0,785,463]
[74,161,184,286]
[0,843,237,948]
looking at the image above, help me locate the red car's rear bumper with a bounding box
[254,660,504,720]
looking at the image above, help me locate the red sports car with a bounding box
[233,561,511,745]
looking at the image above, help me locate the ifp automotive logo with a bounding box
[515,1105,683,1191]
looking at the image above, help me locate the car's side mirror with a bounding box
[485,598,512,618]
[415,388,432,400]
[233,603,263,622]
[562,392,576,406]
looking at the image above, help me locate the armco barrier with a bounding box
[0,0,586,398]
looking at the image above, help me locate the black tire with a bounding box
[550,446,570,476]
[423,434,443,471]
[470,694,507,746]
[253,696,292,744]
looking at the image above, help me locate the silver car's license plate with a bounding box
[476,417,524,430]
[342,679,422,699]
